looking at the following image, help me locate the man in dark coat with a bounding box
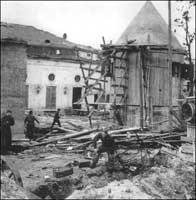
[24,110,39,141]
[51,109,61,129]
[90,130,116,168]
[114,106,124,126]
[1,110,15,152]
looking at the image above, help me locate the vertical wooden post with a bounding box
[149,96,153,126]
[168,0,173,134]
[178,64,182,98]
[139,50,144,129]
[80,63,92,128]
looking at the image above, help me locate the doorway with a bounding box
[72,87,82,109]
[46,86,56,109]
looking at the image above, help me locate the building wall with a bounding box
[111,49,184,128]
[26,59,109,110]
[1,42,27,133]
[127,50,184,128]
[127,50,184,106]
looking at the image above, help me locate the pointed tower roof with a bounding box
[117,1,183,50]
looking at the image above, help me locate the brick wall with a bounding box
[1,42,27,127]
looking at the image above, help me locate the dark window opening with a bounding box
[172,63,180,77]
[94,94,98,109]
[106,94,110,103]
[74,75,81,82]
[48,73,55,81]
[45,39,50,43]
[178,63,194,80]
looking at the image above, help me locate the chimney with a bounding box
[63,33,67,44]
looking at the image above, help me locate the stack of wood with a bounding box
[29,125,187,155]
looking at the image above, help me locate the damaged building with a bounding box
[100,1,193,129]
[1,1,195,200]
[1,22,110,132]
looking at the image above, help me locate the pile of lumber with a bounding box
[27,125,187,154]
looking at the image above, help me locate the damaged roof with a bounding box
[1,22,97,52]
[117,1,183,50]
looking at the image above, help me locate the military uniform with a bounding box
[24,114,39,139]
[91,132,116,168]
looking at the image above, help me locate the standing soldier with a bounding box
[24,110,39,141]
[51,109,61,129]
[1,110,15,152]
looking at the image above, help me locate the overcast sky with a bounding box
[1,1,195,57]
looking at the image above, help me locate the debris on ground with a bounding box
[1,116,195,199]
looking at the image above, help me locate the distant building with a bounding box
[1,22,109,131]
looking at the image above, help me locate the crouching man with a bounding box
[90,129,116,169]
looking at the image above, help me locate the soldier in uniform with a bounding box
[24,110,39,141]
[90,129,116,169]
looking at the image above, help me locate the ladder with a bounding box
[110,50,129,123]
[74,54,108,128]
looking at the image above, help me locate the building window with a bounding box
[75,75,81,82]
[45,39,50,43]
[87,53,92,57]
[172,63,180,77]
[48,73,55,81]
[56,49,61,55]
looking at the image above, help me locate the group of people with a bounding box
[1,108,121,170]
[24,108,61,141]
[1,108,61,152]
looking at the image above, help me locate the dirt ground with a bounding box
[1,116,195,199]
[1,144,195,199]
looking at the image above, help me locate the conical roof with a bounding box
[117,1,183,50]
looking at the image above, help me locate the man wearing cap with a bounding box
[1,110,15,152]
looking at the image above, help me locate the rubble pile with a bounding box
[1,116,195,200]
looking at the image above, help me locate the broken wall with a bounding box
[1,41,27,133]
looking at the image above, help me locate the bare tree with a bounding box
[174,0,195,66]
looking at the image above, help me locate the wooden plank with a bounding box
[86,77,108,82]
[139,51,144,128]
[109,127,141,135]
[82,67,101,73]
[80,63,92,128]
[32,128,100,147]
[181,136,193,144]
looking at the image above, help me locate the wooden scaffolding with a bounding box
[74,53,108,128]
